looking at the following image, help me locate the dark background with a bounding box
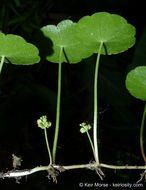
[0,0,146,189]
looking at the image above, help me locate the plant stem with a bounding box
[52,47,63,163]
[140,104,146,163]
[93,41,103,164]
[1,163,146,179]
[44,128,52,165]
[86,131,95,159]
[0,56,5,74]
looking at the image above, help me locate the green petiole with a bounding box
[140,104,146,163]
[52,47,63,163]
[0,55,5,74]
[93,41,103,164]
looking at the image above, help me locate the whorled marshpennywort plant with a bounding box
[40,20,93,164]
[40,12,136,166]
[75,12,136,165]
[126,66,146,164]
[126,66,146,182]
[0,12,146,184]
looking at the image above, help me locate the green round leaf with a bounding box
[76,12,136,55]
[41,20,93,63]
[0,33,40,65]
[125,66,146,101]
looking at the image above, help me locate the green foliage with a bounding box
[0,33,40,65]
[37,115,52,130]
[40,12,136,65]
[125,66,146,101]
[41,20,93,63]
[76,12,136,55]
